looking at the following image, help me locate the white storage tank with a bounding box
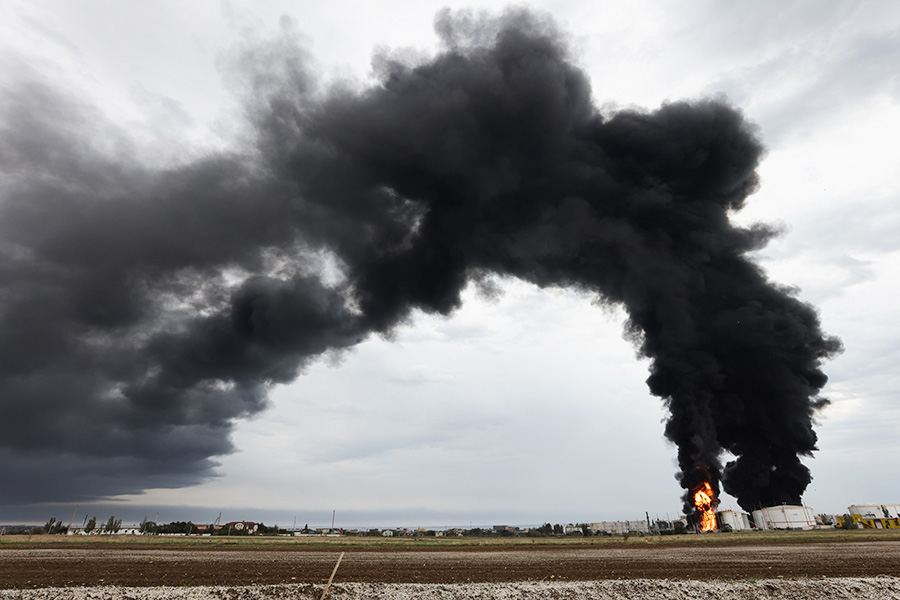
[847,504,900,529]
[717,510,751,531]
[752,505,816,530]
[848,504,900,519]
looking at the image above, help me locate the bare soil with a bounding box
[3,579,900,600]
[2,539,900,589]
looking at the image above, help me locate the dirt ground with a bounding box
[3,539,900,589]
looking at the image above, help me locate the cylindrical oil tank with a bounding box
[848,504,900,519]
[751,505,816,530]
[847,504,900,529]
[717,510,751,531]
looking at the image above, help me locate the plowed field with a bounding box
[3,537,900,589]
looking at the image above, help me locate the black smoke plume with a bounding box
[0,8,840,511]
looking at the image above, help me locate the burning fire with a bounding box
[693,481,718,532]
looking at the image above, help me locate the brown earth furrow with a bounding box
[3,541,900,589]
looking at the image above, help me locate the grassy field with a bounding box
[3,528,900,549]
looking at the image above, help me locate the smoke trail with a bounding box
[0,8,840,510]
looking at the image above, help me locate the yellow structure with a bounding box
[848,504,900,529]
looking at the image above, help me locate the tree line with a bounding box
[1,516,123,535]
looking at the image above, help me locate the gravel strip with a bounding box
[2,578,899,599]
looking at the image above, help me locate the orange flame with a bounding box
[693,481,718,532]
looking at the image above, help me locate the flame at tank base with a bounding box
[693,480,719,532]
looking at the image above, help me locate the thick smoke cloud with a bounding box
[0,8,840,512]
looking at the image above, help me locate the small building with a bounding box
[717,510,751,531]
[653,519,674,532]
[493,525,520,535]
[848,504,900,529]
[224,521,258,534]
[751,505,816,530]
[815,514,838,528]
[590,521,626,534]
[652,518,687,533]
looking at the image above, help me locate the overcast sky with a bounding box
[1,0,898,528]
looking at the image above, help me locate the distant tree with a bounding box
[257,523,282,535]
[42,518,66,534]
[85,517,97,534]
[673,521,686,535]
[104,516,122,533]
[4,526,40,535]
[838,514,857,530]
[42,518,56,534]
[552,524,563,535]
[160,521,196,535]
[139,520,156,534]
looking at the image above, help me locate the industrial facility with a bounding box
[589,520,650,535]
[848,504,900,529]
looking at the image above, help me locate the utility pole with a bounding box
[68,505,79,532]
[331,510,336,532]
